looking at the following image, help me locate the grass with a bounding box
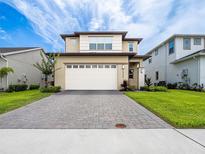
[0,90,51,114]
[125,90,205,128]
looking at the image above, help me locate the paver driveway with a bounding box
[0,91,171,129]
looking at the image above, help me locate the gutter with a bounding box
[0,54,9,89]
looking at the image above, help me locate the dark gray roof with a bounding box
[0,47,39,53]
[171,49,205,64]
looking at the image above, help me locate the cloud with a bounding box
[1,0,205,53]
[0,27,10,40]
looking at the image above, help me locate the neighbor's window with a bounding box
[183,38,191,50]
[155,49,158,56]
[148,58,152,64]
[169,39,174,55]
[129,69,134,79]
[89,43,96,50]
[155,71,159,80]
[194,38,201,45]
[128,43,134,52]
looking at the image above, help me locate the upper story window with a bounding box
[194,38,201,45]
[169,39,174,55]
[154,49,158,56]
[89,43,96,50]
[148,58,152,64]
[89,36,112,50]
[183,38,191,50]
[128,43,134,52]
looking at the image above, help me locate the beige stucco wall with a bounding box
[55,56,129,90]
[122,41,138,53]
[65,37,80,53]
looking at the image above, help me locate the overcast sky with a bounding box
[0,0,205,54]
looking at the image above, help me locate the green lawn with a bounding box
[125,90,205,128]
[0,90,51,114]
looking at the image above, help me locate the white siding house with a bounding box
[143,34,205,86]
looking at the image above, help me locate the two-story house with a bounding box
[143,34,205,86]
[54,31,145,90]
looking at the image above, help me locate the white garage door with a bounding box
[65,64,117,90]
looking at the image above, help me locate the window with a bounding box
[89,36,112,51]
[98,64,103,68]
[155,71,159,80]
[111,65,116,68]
[79,65,84,68]
[155,49,158,56]
[73,65,78,68]
[92,64,97,68]
[128,43,134,52]
[129,69,134,79]
[183,38,191,50]
[194,38,201,45]
[67,65,72,68]
[145,74,147,80]
[105,43,112,50]
[169,40,174,55]
[97,43,104,50]
[86,65,91,68]
[148,58,152,64]
[89,43,96,50]
[105,65,110,68]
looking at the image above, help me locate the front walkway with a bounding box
[0,91,171,129]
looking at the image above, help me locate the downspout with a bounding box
[0,54,9,89]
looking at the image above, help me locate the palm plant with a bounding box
[0,67,14,89]
[34,52,58,87]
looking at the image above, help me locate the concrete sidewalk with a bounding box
[0,129,204,154]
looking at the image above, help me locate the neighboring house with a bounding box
[54,31,146,90]
[0,47,45,90]
[143,34,205,86]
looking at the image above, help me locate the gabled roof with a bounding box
[0,47,44,56]
[145,34,205,56]
[61,31,127,39]
[0,47,38,53]
[60,31,143,43]
[171,49,205,64]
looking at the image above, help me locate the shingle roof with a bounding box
[0,47,38,53]
[60,31,143,43]
[171,49,205,64]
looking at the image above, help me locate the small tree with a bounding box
[145,78,152,87]
[0,67,14,89]
[34,52,58,87]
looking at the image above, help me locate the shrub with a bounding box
[140,86,167,92]
[157,81,166,87]
[145,78,152,87]
[7,84,28,92]
[167,83,177,89]
[40,86,61,93]
[29,84,40,90]
[177,82,191,90]
[154,86,168,92]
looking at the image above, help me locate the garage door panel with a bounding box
[65,64,117,90]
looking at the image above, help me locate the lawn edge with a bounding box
[125,92,205,129]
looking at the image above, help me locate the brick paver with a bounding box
[0,91,171,128]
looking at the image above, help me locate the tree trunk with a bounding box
[45,75,48,88]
